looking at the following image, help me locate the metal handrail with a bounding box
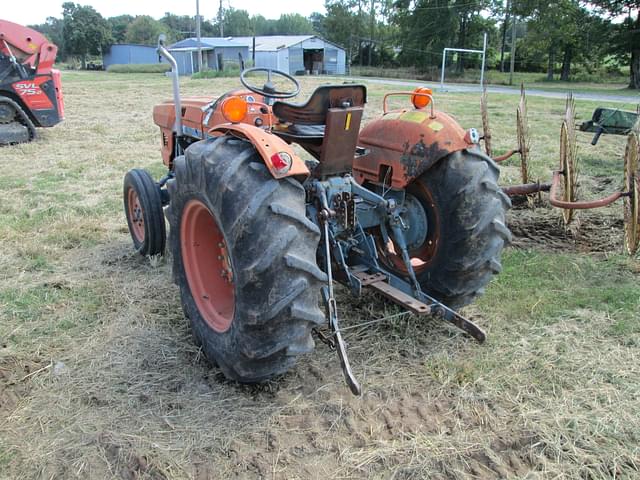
[382,92,436,118]
[157,35,183,139]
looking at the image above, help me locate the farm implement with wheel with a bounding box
[123,37,510,394]
[481,87,640,256]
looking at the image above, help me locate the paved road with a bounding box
[340,76,640,105]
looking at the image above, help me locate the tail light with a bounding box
[270,152,292,173]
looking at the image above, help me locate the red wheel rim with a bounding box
[180,200,235,332]
[375,183,440,275]
[127,187,145,243]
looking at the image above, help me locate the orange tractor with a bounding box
[124,38,511,394]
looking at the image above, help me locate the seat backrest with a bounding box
[273,84,367,177]
[272,84,367,125]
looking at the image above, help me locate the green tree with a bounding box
[323,1,362,55]
[62,2,112,68]
[507,1,614,81]
[274,14,314,34]
[525,1,576,80]
[108,15,133,43]
[452,0,496,73]
[393,0,458,69]
[591,0,640,88]
[30,17,65,57]
[310,12,327,36]
[251,15,275,35]
[160,12,193,39]
[220,8,252,36]
[125,16,167,45]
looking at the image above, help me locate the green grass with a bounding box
[480,250,639,322]
[106,63,171,74]
[192,66,241,79]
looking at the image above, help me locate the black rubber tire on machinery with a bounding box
[123,169,166,256]
[166,135,327,383]
[378,148,512,310]
[0,96,37,145]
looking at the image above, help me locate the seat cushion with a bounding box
[287,124,325,138]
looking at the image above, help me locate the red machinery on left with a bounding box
[0,19,64,145]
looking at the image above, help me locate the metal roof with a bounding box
[169,37,246,50]
[108,43,158,49]
[170,35,345,53]
[230,35,317,51]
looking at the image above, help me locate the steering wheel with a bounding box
[240,67,300,99]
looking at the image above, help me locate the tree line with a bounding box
[30,1,639,88]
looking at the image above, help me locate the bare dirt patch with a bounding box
[0,355,47,417]
[507,205,624,253]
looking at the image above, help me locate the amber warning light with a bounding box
[221,96,248,123]
[412,87,433,109]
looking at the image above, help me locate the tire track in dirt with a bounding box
[212,363,538,479]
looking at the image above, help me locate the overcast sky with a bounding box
[3,0,327,26]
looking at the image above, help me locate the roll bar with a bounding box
[157,34,183,139]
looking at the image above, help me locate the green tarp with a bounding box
[579,107,639,135]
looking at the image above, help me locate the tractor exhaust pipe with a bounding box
[157,35,183,140]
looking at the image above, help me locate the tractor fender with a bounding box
[353,109,475,189]
[210,123,309,180]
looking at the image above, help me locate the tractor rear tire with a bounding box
[166,136,326,383]
[378,148,511,310]
[123,169,166,256]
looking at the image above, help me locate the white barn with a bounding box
[230,35,346,75]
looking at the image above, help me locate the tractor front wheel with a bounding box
[166,136,326,383]
[376,148,511,309]
[123,169,166,256]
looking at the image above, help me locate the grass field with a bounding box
[1,71,639,479]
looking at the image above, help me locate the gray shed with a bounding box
[229,35,346,75]
[103,44,161,68]
[168,38,249,75]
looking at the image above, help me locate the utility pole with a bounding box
[500,0,511,72]
[219,0,224,37]
[368,0,375,67]
[348,33,352,74]
[509,13,517,86]
[196,0,203,72]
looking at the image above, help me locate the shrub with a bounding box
[107,64,171,74]
[192,64,241,79]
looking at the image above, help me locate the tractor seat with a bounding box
[273,84,366,125]
[272,84,366,145]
